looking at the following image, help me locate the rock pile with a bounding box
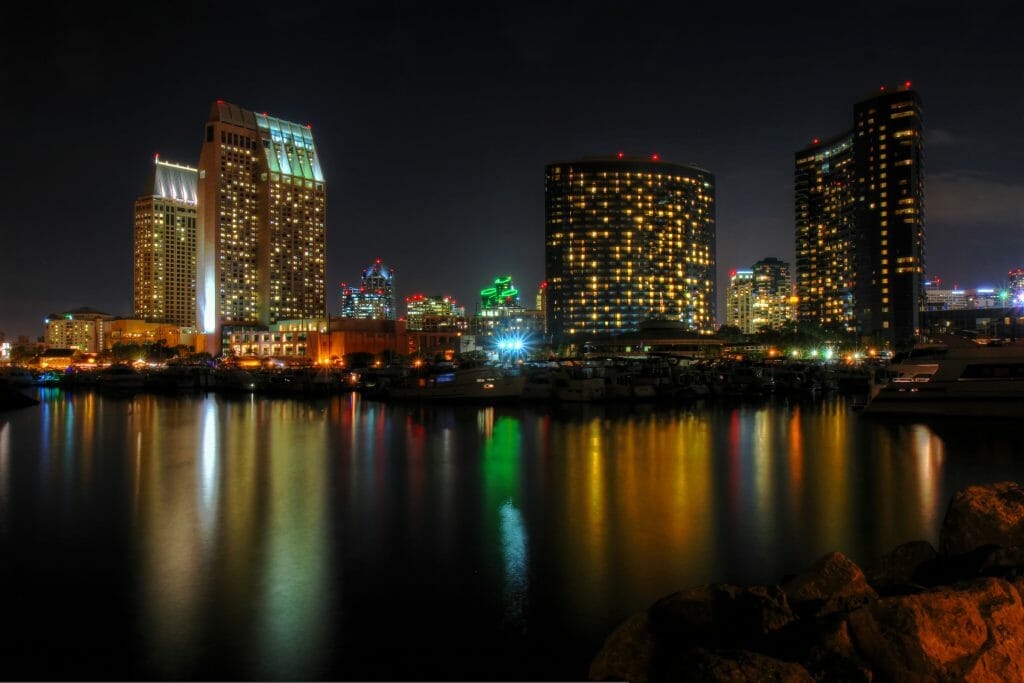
[590,482,1024,682]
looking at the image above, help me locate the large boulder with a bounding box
[781,551,877,616]
[648,583,795,647]
[846,577,1024,681]
[866,540,937,588]
[941,482,1024,555]
[589,612,656,683]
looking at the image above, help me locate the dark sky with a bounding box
[2,1,1023,339]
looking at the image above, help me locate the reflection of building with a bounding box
[44,308,116,352]
[726,270,755,333]
[405,294,465,332]
[196,101,326,333]
[545,156,716,337]
[796,84,924,340]
[340,260,395,320]
[133,156,197,327]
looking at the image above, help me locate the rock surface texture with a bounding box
[591,482,1024,682]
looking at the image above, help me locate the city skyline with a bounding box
[3,2,1024,338]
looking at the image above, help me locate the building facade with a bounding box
[405,294,465,332]
[796,84,924,341]
[340,260,396,320]
[196,101,326,334]
[751,257,795,330]
[795,133,855,330]
[133,156,197,327]
[726,270,755,333]
[44,308,116,353]
[545,156,716,339]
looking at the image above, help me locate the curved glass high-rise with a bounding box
[544,156,716,338]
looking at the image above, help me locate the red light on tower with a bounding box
[154,153,160,162]
[904,80,912,88]
[812,138,820,145]
[730,269,737,278]
[306,123,312,129]
[617,152,624,159]
[879,86,886,91]
[652,153,660,161]
[217,99,225,104]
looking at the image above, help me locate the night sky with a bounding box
[2,1,1022,339]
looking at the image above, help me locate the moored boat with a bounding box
[864,339,1024,417]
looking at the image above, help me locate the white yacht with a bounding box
[864,339,1024,417]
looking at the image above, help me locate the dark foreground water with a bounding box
[1,389,1022,680]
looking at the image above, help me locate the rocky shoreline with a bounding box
[590,482,1024,682]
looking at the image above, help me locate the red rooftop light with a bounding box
[652,153,660,161]
[617,152,624,159]
[904,80,912,88]
[879,86,886,91]
[306,123,312,129]
[217,99,225,104]
[812,138,820,145]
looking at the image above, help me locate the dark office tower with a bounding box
[196,101,326,334]
[795,84,924,341]
[545,155,716,339]
[794,134,855,330]
[853,87,924,340]
[133,156,197,327]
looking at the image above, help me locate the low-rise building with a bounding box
[44,308,116,353]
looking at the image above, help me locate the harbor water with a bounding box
[1,389,1022,679]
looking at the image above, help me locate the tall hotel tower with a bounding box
[133,156,198,327]
[196,101,326,335]
[796,84,924,340]
[545,156,716,338]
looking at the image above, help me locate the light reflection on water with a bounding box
[1,391,1019,679]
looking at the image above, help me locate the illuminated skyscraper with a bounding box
[339,260,395,320]
[751,257,795,330]
[133,156,197,327]
[795,134,855,329]
[726,270,755,333]
[196,101,326,334]
[545,156,716,338]
[796,83,924,340]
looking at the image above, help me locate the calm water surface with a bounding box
[1,389,1022,680]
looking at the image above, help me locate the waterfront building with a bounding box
[726,270,755,334]
[795,83,924,340]
[924,288,968,311]
[545,155,716,338]
[44,308,116,353]
[105,319,195,351]
[751,257,796,330]
[223,317,407,364]
[340,260,396,320]
[133,156,197,327]
[471,275,544,339]
[196,101,326,335]
[405,294,465,332]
